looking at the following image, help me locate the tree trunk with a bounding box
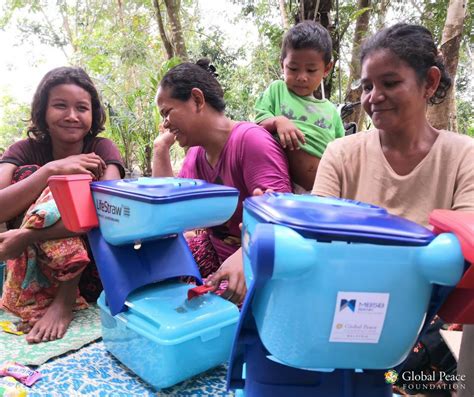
[375,0,390,30]
[152,0,174,59]
[164,0,188,61]
[426,0,467,132]
[344,0,371,128]
[296,0,332,27]
[279,0,290,29]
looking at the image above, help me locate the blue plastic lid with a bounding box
[245,193,434,246]
[122,282,238,343]
[90,177,239,204]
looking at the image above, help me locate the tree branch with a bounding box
[164,0,188,60]
[313,0,321,21]
[152,0,174,59]
[40,4,70,59]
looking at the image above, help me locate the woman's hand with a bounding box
[0,229,33,261]
[206,248,247,305]
[200,189,274,304]
[275,116,305,150]
[152,126,176,177]
[252,187,274,196]
[153,128,176,151]
[46,153,106,180]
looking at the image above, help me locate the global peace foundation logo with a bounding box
[384,369,399,384]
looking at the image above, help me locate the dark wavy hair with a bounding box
[159,58,226,112]
[281,20,333,65]
[28,66,106,141]
[360,23,451,105]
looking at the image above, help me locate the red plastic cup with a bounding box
[48,174,99,233]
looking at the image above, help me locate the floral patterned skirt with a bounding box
[0,166,90,324]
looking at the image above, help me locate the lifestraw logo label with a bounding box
[95,200,130,217]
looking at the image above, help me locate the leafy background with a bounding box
[0,0,472,175]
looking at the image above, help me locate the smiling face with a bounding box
[156,86,199,147]
[360,49,428,132]
[282,48,332,98]
[45,84,93,145]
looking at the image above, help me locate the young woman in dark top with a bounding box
[0,66,124,343]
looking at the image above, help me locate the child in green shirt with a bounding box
[255,21,344,192]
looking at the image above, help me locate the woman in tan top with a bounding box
[313,24,473,396]
[313,24,473,227]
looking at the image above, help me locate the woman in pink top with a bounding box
[313,24,473,396]
[152,59,291,305]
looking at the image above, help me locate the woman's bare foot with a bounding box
[25,275,80,344]
[25,298,74,343]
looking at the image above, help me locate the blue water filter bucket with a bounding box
[90,177,239,245]
[240,194,464,370]
[98,281,239,389]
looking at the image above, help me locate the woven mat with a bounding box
[0,305,102,366]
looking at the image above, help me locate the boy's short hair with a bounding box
[281,20,333,65]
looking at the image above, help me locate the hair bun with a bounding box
[196,58,219,78]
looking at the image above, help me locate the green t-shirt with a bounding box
[254,80,345,158]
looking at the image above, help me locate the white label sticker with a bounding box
[329,291,390,344]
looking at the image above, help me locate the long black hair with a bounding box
[159,58,225,112]
[360,23,451,105]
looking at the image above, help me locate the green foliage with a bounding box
[213,1,284,119]
[337,5,372,42]
[454,43,474,136]
[419,0,474,46]
[457,99,474,137]
[0,96,29,153]
[0,0,169,174]
[99,56,186,176]
[187,24,278,121]
[1,0,472,166]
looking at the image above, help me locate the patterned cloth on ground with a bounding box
[28,341,234,396]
